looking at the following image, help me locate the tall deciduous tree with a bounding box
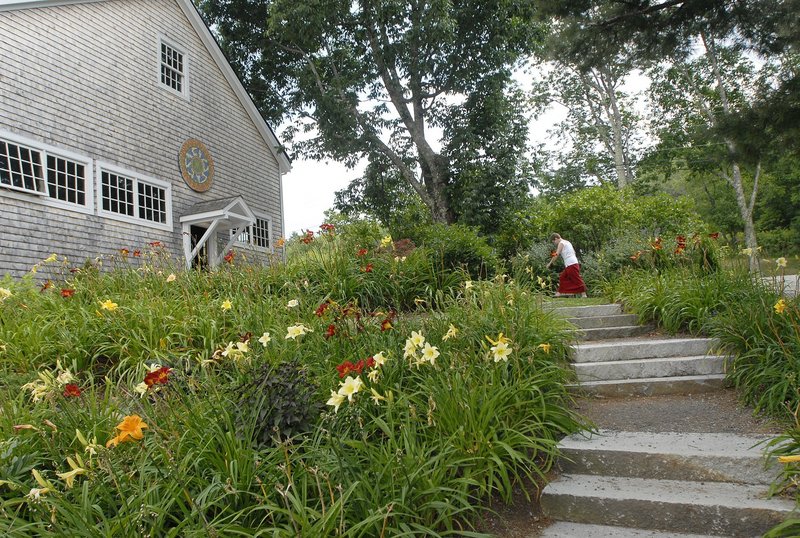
[534,60,642,190]
[198,0,542,225]
[647,37,776,268]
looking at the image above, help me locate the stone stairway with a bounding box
[539,303,797,537]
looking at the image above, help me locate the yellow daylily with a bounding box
[380,235,393,248]
[337,376,364,402]
[286,299,299,308]
[0,287,11,301]
[44,253,58,263]
[776,257,788,268]
[99,299,118,312]
[221,299,233,311]
[166,273,177,282]
[26,488,51,501]
[410,331,426,348]
[370,388,386,404]
[367,369,380,383]
[485,333,510,346]
[774,299,787,315]
[538,343,552,354]
[421,343,440,365]
[258,332,271,346]
[285,324,312,340]
[442,324,458,341]
[373,351,387,367]
[326,390,346,413]
[403,339,418,359]
[778,455,800,463]
[491,341,513,362]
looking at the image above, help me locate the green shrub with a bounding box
[237,359,322,445]
[412,222,499,279]
[758,228,800,256]
[501,186,705,257]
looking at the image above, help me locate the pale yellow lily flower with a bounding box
[326,390,346,413]
[337,376,364,402]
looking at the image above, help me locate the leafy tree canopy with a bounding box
[198,0,543,226]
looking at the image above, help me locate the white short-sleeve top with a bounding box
[560,240,579,267]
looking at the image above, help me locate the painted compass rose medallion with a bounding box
[179,138,214,192]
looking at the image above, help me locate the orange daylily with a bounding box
[106,415,148,448]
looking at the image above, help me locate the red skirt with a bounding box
[559,264,586,294]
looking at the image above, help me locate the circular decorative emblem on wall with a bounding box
[179,138,214,192]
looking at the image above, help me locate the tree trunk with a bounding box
[703,31,760,271]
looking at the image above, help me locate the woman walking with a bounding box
[546,233,587,297]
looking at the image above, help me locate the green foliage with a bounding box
[199,0,543,224]
[411,223,499,280]
[238,360,322,445]
[0,240,586,535]
[508,186,704,257]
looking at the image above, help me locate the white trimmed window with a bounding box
[1,138,46,194]
[98,163,172,230]
[233,214,272,251]
[0,132,93,213]
[159,38,187,97]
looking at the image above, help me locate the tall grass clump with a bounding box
[0,235,586,536]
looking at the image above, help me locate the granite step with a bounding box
[540,522,722,538]
[557,430,779,485]
[571,374,728,397]
[541,474,796,537]
[572,338,718,363]
[568,313,640,329]
[574,355,729,382]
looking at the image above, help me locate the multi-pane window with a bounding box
[233,216,271,250]
[101,171,135,216]
[1,137,89,207]
[0,139,46,194]
[46,155,86,205]
[101,169,169,226]
[138,181,168,224]
[252,217,270,249]
[160,41,185,94]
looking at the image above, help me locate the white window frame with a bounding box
[157,35,189,100]
[233,212,273,252]
[96,162,173,231]
[0,129,94,215]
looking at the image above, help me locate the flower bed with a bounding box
[0,238,584,536]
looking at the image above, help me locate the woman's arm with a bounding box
[546,242,564,268]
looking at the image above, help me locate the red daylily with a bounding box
[336,360,356,378]
[362,263,374,273]
[357,248,368,257]
[324,324,336,339]
[301,230,314,244]
[381,318,393,331]
[40,280,52,292]
[120,248,130,257]
[63,384,81,398]
[133,250,141,257]
[224,250,235,264]
[148,241,164,248]
[144,367,172,387]
[61,289,76,298]
[320,223,335,234]
[630,251,642,261]
[315,301,331,317]
[366,357,376,368]
[709,232,720,240]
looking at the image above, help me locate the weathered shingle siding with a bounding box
[0,0,283,277]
